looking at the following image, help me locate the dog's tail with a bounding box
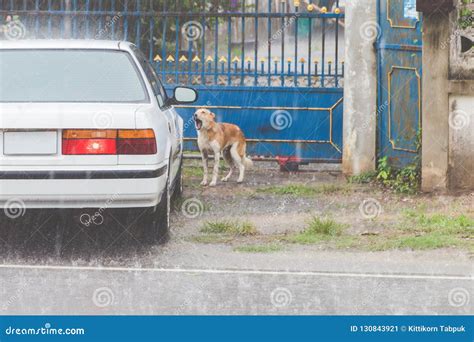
[243,156,253,168]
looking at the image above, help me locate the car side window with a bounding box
[132,47,168,108]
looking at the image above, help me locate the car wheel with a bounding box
[150,173,171,245]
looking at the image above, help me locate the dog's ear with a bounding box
[210,112,216,120]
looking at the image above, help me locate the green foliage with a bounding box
[374,130,422,194]
[374,156,420,194]
[459,0,473,29]
[200,220,258,236]
[234,244,284,253]
[286,217,347,244]
[256,184,350,196]
[348,171,377,184]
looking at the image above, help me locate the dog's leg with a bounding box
[209,144,221,187]
[221,147,234,182]
[200,150,209,186]
[230,143,245,183]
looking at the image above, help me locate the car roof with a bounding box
[0,39,134,51]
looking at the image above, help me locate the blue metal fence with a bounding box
[1,0,345,163]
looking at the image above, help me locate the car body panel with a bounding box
[0,40,184,209]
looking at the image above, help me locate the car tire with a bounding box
[149,173,171,245]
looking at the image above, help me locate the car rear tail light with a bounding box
[62,129,156,155]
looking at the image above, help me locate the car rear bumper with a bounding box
[0,164,167,209]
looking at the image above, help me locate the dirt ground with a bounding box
[173,158,474,257]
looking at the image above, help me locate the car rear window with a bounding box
[0,49,148,103]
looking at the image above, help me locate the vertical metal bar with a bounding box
[47,0,52,38]
[35,0,39,38]
[85,0,90,38]
[280,0,286,86]
[111,0,115,40]
[240,0,245,86]
[175,0,180,84]
[98,0,103,35]
[320,14,326,87]
[149,11,155,62]
[214,0,219,85]
[187,14,194,85]
[334,0,339,87]
[227,14,232,86]
[135,0,141,47]
[161,0,168,80]
[200,0,206,85]
[307,3,312,87]
[123,0,128,41]
[267,0,272,87]
[253,0,258,86]
[72,0,78,39]
[294,2,298,86]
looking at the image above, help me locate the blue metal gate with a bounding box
[0,0,345,163]
[376,0,422,167]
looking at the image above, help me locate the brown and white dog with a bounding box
[194,108,253,186]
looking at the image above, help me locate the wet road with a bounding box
[0,262,472,315]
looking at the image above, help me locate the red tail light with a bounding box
[62,129,156,155]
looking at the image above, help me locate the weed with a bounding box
[200,220,258,236]
[257,184,350,196]
[233,244,284,253]
[286,217,347,244]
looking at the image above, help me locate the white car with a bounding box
[0,40,197,244]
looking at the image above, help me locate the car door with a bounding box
[133,48,181,182]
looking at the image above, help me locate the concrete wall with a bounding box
[449,94,474,189]
[421,7,474,191]
[421,13,451,191]
[342,0,377,175]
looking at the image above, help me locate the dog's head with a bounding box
[193,108,216,131]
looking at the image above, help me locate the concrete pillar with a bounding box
[420,13,450,192]
[342,0,378,176]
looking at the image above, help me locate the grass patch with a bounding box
[188,235,234,244]
[286,217,347,244]
[361,212,473,252]
[401,212,474,235]
[367,233,467,251]
[233,244,284,253]
[257,184,350,197]
[183,166,204,178]
[183,161,229,179]
[348,171,377,184]
[200,220,258,236]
